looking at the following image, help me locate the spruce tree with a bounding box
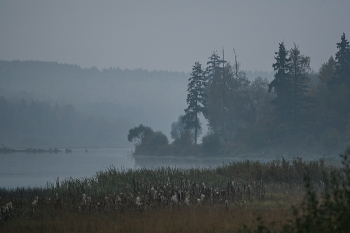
[327,33,350,131]
[203,51,226,136]
[183,62,206,145]
[268,42,293,124]
[289,44,311,132]
[328,33,350,87]
[205,51,222,84]
[335,33,350,85]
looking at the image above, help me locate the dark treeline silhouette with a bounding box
[127,34,349,157]
[179,34,350,156]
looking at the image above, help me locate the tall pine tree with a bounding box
[329,33,350,87]
[183,62,206,145]
[336,33,350,85]
[268,42,293,125]
[205,51,222,84]
[204,51,226,136]
[289,44,311,132]
[327,33,350,131]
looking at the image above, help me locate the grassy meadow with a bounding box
[1,149,350,232]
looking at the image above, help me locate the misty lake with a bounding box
[0,149,268,189]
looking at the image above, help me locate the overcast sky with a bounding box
[1,0,349,73]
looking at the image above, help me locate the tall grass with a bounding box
[240,147,350,233]
[0,155,339,232]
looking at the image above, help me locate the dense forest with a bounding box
[130,33,350,157]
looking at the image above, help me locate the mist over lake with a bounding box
[0,149,134,189]
[1,149,270,189]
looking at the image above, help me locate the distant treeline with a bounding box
[0,60,192,141]
[0,60,188,105]
[0,96,132,148]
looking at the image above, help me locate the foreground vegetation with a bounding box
[1,147,350,232]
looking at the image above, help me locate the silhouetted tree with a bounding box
[329,33,350,87]
[128,124,169,155]
[269,42,293,127]
[319,56,336,84]
[137,131,169,155]
[289,44,311,132]
[183,62,206,145]
[203,51,227,137]
[241,77,273,126]
[323,34,350,134]
[223,62,250,141]
[205,51,222,84]
[127,124,154,145]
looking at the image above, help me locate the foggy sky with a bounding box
[1,0,350,73]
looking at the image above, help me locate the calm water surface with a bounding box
[0,149,266,189]
[0,149,134,189]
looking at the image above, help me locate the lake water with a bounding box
[0,149,265,189]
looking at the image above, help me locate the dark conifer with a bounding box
[183,62,206,145]
[268,42,293,124]
[289,44,311,132]
[329,33,350,87]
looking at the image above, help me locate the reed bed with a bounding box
[0,157,336,232]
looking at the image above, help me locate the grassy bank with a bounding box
[0,153,345,232]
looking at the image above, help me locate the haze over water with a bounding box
[0,149,265,189]
[0,149,134,189]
